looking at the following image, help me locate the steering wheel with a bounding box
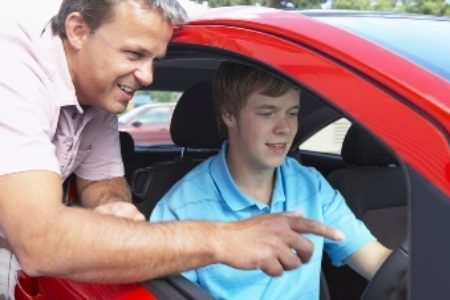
[360,237,409,300]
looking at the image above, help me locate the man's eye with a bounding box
[288,111,299,117]
[125,51,143,60]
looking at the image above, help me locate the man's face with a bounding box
[224,88,300,172]
[65,0,173,113]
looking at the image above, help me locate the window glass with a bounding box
[138,107,171,125]
[300,118,351,154]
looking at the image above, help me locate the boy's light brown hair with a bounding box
[213,62,298,136]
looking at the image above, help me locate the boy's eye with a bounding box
[258,112,273,117]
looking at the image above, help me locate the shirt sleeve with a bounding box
[315,170,375,266]
[74,111,124,180]
[150,189,201,284]
[0,31,60,177]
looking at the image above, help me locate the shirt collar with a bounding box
[41,23,82,113]
[210,141,286,212]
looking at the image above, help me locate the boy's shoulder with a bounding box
[158,156,218,202]
[282,156,320,177]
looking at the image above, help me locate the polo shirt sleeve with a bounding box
[314,170,375,266]
[0,29,60,176]
[74,112,124,181]
[150,190,200,284]
[150,199,179,222]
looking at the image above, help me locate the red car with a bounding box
[119,103,176,147]
[16,7,449,300]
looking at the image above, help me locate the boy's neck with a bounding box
[226,149,276,206]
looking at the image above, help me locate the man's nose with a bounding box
[135,63,153,87]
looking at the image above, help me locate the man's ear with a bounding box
[64,12,90,50]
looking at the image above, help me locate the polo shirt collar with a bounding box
[210,141,286,212]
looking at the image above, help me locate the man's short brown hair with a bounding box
[52,0,187,39]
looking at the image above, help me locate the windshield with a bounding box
[314,14,450,81]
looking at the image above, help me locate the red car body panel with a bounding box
[16,272,156,300]
[18,7,449,299]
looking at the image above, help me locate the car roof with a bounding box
[299,9,450,81]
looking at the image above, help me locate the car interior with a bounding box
[116,45,409,300]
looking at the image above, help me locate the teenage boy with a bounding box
[151,62,391,299]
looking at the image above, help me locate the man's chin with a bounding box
[102,102,128,114]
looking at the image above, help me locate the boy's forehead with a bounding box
[246,89,301,107]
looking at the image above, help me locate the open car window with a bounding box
[300,118,351,155]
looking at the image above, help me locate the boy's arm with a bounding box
[346,240,392,280]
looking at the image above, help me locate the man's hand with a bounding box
[94,202,145,221]
[79,176,145,220]
[215,213,345,276]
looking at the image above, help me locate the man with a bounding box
[0,1,343,299]
[151,62,392,299]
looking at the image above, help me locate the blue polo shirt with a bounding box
[151,142,374,300]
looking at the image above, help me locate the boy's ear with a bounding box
[221,109,237,128]
[64,12,91,50]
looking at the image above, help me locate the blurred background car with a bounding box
[119,102,176,146]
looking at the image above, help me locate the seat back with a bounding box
[119,131,137,184]
[327,125,407,248]
[132,81,222,218]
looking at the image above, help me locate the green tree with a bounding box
[195,0,322,9]
[198,0,450,15]
[333,0,371,9]
[405,0,450,15]
[148,91,181,103]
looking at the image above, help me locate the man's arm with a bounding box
[77,176,144,221]
[346,240,392,280]
[77,176,131,206]
[0,171,344,283]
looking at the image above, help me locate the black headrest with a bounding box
[342,125,396,166]
[119,131,135,162]
[170,81,224,148]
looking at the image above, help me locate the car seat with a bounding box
[119,130,137,184]
[131,81,223,219]
[327,124,407,247]
[324,124,408,299]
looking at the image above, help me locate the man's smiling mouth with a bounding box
[118,83,136,96]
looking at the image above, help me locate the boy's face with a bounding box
[65,0,173,113]
[224,88,300,171]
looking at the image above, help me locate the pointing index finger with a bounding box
[289,216,346,241]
